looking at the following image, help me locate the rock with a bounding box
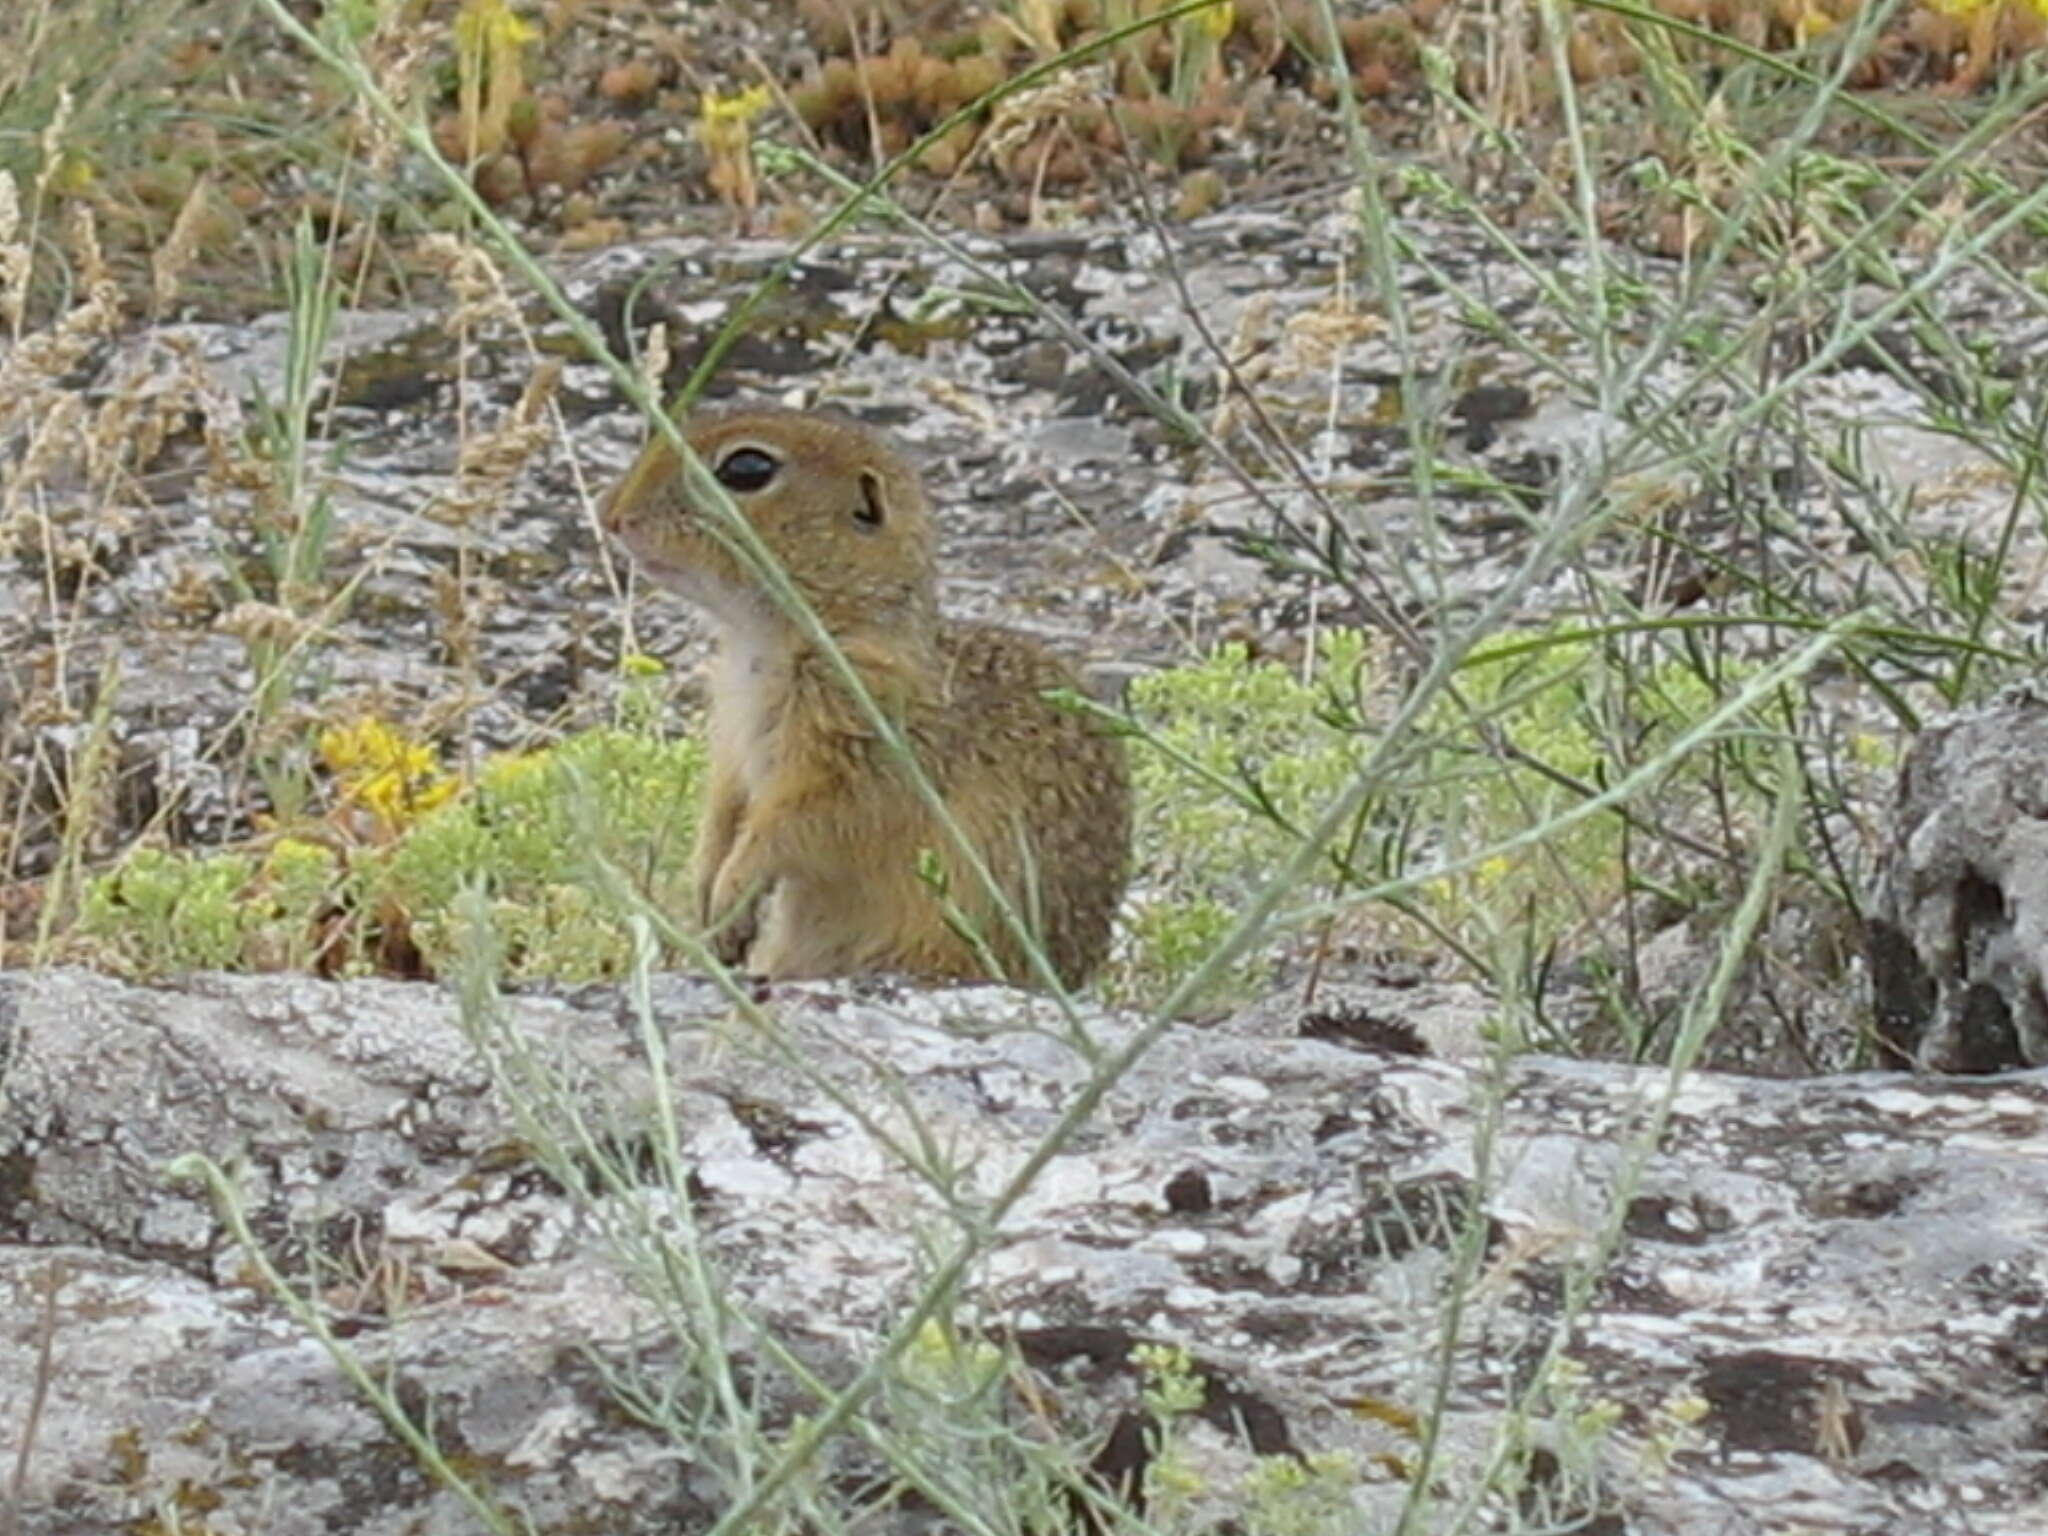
[5,968,2048,1533]
[1867,683,2048,1070]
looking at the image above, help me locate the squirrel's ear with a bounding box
[854,467,887,529]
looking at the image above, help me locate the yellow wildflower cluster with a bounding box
[699,85,773,212]
[700,84,772,141]
[318,718,462,836]
[452,0,541,156]
[1927,0,2048,17]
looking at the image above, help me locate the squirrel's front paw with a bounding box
[707,897,758,969]
[703,864,765,971]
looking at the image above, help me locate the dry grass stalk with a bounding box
[32,655,121,959]
[0,1258,65,1536]
[31,87,74,201]
[977,63,1110,170]
[432,358,563,528]
[0,172,28,335]
[352,7,436,178]
[640,321,671,400]
[0,0,55,108]
[6,394,84,510]
[419,232,523,335]
[151,174,212,317]
[0,204,121,403]
[83,333,206,493]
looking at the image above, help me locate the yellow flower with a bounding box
[699,85,773,213]
[452,0,538,155]
[1197,0,1236,41]
[319,717,393,775]
[319,718,461,834]
[52,154,95,194]
[453,0,537,58]
[701,84,771,125]
[1794,4,1834,42]
[698,85,772,155]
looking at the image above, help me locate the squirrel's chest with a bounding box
[706,643,863,794]
[706,642,913,799]
[707,644,786,791]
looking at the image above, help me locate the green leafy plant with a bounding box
[80,845,259,974]
[79,835,346,977]
[1111,632,1370,1005]
[371,721,706,981]
[221,213,347,826]
[79,685,705,982]
[1112,625,1771,1018]
[1416,629,1741,942]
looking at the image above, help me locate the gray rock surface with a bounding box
[1869,684,2048,1071]
[4,968,2048,1533]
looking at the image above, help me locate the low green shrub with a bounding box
[81,846,264,976]
[370,723,705,980]
[1110,632,1369,1004]
[1112,624,1761,1010]
[80,705,705,982]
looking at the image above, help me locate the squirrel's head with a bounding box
[602,405,940,644]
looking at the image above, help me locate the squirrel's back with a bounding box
[922,619,1130,988]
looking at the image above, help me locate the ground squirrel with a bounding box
[601,404,1131,988]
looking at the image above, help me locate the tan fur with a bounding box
[600,405,1131,988]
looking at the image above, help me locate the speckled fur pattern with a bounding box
[602,405,1131,988]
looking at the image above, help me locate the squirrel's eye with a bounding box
[854,469,886,529]
[714,447,779,493]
